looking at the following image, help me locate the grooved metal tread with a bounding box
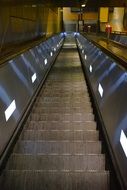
[29,113,94,122]
[7,154,105,171]
[0,36,109,190]
[32,107,93,114]
[20,129,99,141]
[0,170,109,190]
[24,121,97,130]
[14,141,102,154]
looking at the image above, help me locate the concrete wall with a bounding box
[0,4,61,51]
[100,7,126,32]
[109,7,125,31]
[63,7,98,32]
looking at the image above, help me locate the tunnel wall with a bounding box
[0,5,61,52]
[76,34,127,189]
[0,33,64,161]
[63,7,98,32]
[100,7,126,32]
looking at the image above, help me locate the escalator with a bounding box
[0,35,109,190]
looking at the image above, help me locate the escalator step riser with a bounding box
[39,92,90,97]
[44,84,87,87]
[20,130,99,141]
[34,102,92,109]
[24,121,97,130]
[35,98,91,104]
[34,106,92,112]
[14,141,102,154]
[0,171,110,190]
[42,86,87,89]
[29,114,94,122]
[7,154,105,170]
[32,108,93,114]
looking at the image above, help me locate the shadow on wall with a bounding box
[0,5,61,53]
[123,7,127,30]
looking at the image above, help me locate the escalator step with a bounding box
[0,36,110,190]
[24,121,97,130]
[40,91,90,97]
[0,170,109,190]
[14,141,102,154]
[29,113,94,122]
[20,130,99,141]
[36,97,90,103]
[7,154,105,170]
[32,106,93,114]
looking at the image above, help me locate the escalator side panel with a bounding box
[77,34,127,189]
[0,33,109,190]
[0,34,64,157]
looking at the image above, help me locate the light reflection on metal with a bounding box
[9,60,31,91]
[5,100,16,121]
[31,73,37,83]
[89,65,92,73]
[120,130,127,157]
[44,59,48,65]
[98,83,103,97]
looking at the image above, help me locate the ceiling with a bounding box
[0,0,126,7]
[50,0,126,7]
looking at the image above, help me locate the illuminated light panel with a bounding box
[89,65,93,73]
[120,130,127,157]
[85,55,87,60]
[32,5,37,7]
[57,44,59,47]
[81,4,86,7]
[54,48,56,51]
[82,50,84,54]
[98,83,103,97]
[5,100,16,121]
[31,73,37,83]
[50,52,53,56]
[44,59,48,65]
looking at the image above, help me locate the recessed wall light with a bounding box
[32,5,37,8]
[81,4,86,7]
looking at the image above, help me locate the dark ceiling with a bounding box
[50,0,126,7]
[0,0,126,7]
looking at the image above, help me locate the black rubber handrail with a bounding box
[0,33,58,67]
[82,33,127,70]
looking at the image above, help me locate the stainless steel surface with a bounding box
[0,33,64,156]
[0,34,109,189]
[77,34,127,189]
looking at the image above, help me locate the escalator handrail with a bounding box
[0,33,58,67]
[82,33,127,70]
